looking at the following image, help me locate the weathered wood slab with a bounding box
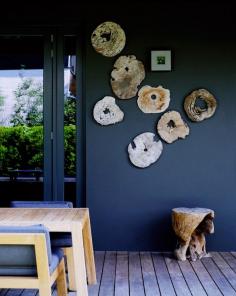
[172,207,214,261]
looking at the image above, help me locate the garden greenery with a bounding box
[0,78,76,176]
[0,125,76,176]
[0,77,76,177]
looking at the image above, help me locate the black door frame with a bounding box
[0,28,85,207]
[46,30,85,206]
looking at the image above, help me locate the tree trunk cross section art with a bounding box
[172,207,214,261]
[91,21,218,168]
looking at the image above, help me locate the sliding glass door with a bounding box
[0,36,44,204]
[0,33,81,206]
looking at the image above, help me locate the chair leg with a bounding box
[57,258,67,296]
[35,235,53,296]
[38,284,52,296]
[65,247,76,291]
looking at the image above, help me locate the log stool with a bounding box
[172,207,214,261]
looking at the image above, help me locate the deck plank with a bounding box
[221,252,236,272]
[114,251,129,296]
[231,252,236,259]
[152,253,176,296]
[190,259,222,296]
[202,256,236,295]
[178,259,207,296]
[164,253,191,296]
[129,252,145,296]
[211,252,236,291]
[140,252,160,296]
[88,251,105,296]
[4,251,236,296]
[99,251,116,296]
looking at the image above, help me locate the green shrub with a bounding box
[0,125,76,176]
[64,125,76,176]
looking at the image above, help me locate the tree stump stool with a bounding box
[172,207,214,261]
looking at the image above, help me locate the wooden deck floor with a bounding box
[1,251,236,295]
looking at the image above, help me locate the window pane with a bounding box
[0,36,44,205]
[64,36,76,205]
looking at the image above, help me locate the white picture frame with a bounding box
[151,50,172,71]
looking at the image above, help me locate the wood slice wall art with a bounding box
[91,21,218,169]
[91,21,126,57]
[184,88,217,122]
[137,85,170,113]
[128,132,163,168]
[157,111,189,143]
[111,55,145,99]
[93,96,124,126]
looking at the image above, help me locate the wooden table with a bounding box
[0,208,97,296]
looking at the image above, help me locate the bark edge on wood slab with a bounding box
[172,207,214,261]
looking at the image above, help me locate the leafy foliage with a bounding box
[0,125,76,176]
[10,78,43,127]
[0,78,77,176]
[64,125,76,176]
[10,78,77,127]
[64,97,76,125]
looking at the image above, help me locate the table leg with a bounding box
[83,216,97,285]
[71,222,88,296]
[64,247,76,291]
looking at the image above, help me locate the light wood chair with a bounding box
[0,226,67,296]
[10,200,76,290]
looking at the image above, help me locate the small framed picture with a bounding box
[151,50,172,71]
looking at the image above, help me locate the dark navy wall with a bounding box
[85,2,236,250]
[1,1,235,251]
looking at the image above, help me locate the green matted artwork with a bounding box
[151,50,172,71]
